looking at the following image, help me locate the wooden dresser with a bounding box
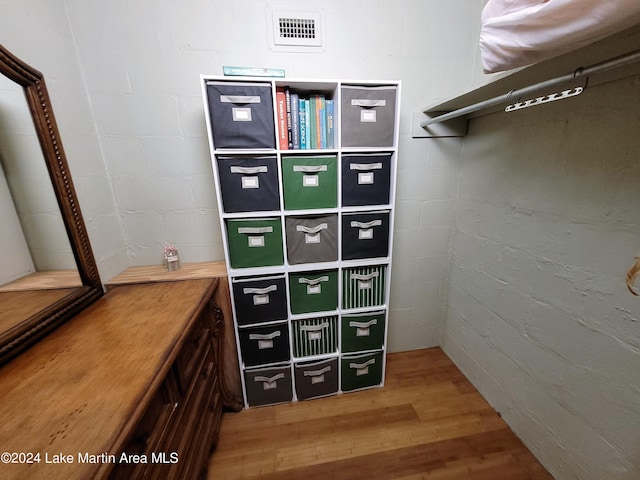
[0,274,241,479]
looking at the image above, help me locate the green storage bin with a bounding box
[281,155,337,210]
[341,351,384,392]
[341,311,386,353]
[342,265,386,309]
[289,270,338,314]
[226,218,284,269]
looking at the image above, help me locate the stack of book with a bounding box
[276,87,335,150]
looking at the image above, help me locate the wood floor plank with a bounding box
[208,348,553,480]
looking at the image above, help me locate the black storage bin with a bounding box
[244,364,293,407]
[285,214,338,265]
[341,211,390,260]
[217,156,280,213]
[294,358,339,400]
[232,275,287,326]
[341,153,392,206]
[340,85,397,148]
[238,322,290,367]
[206,81,276,149]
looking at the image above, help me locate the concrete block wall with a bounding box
[443,75,640,479]
[60,0,482,352]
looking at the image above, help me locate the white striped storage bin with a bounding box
[341,265,387,309]
[291,316,338,358]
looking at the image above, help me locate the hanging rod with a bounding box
[421,48,640,127]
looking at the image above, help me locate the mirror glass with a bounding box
[0,74,82,335]
[0,43,102,364]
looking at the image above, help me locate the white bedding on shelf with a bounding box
[480,0,640,73]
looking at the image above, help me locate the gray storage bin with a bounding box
[340,85,397,148]
[294,358,339,400]
[244,364,293,407]
[285,214,338,265]
[206,81,275,149]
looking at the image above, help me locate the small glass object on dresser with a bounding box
[164,243,181,271]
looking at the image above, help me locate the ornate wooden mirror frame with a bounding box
[0,43,103,364]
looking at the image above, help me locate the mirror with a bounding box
[0,43,102,365]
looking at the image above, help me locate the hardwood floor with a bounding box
[208,348,553,479]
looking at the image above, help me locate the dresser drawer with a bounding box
[175,318,211,393]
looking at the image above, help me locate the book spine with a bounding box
[276,88,288,150]
[291,93,300,149]
[299,98,307,150]
[304,99,311,149]
[309,95,317,150]
[316,95,325,149]
[326,99,334,149]
[285,88,293,149]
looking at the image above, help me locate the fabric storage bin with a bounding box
[281,155,337,210]
[226,217,283,269]
[232,275,287,326]
[206,81,275,149]
[216,156,280,213]
[244,364,293,407]
[341,351,384,392]
[294,358,339,400]
[288,269,338,314]
[342,265,386,309]
[342,211,390,260]
[341,153,392,207]
[340,85,397,148]
[341,311,386,353]
[238,322,290,367]
[285,214,338,265]
[291,316,338,358]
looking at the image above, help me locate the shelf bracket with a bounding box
[411,111,467,138]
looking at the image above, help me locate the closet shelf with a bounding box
[413,23,640,138]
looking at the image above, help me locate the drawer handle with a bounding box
[254,373,285,383]
[300,322,330,332]
[350,220,382,229]
[249,331,281,341]
[293,165,328,173]
[349,162,383,171]
[230,166,268,174]
[303,365,332,377]
[243,285,277,295]
[351,99,386,108]
[237,226,273,235]
[348,319,378,328]
[298,276,329,286]
[350,272,379,281]
[220,95,261,104]
[296,223,328,234]
[349,358,376,370]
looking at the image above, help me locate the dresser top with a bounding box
[0,278,217,479]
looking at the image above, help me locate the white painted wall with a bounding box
[444,74,640,479]
[57,0,483,351]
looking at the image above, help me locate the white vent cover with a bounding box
[269,9,324,49]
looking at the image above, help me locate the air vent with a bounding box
[278,17,316,42]
[269,9,324,49]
